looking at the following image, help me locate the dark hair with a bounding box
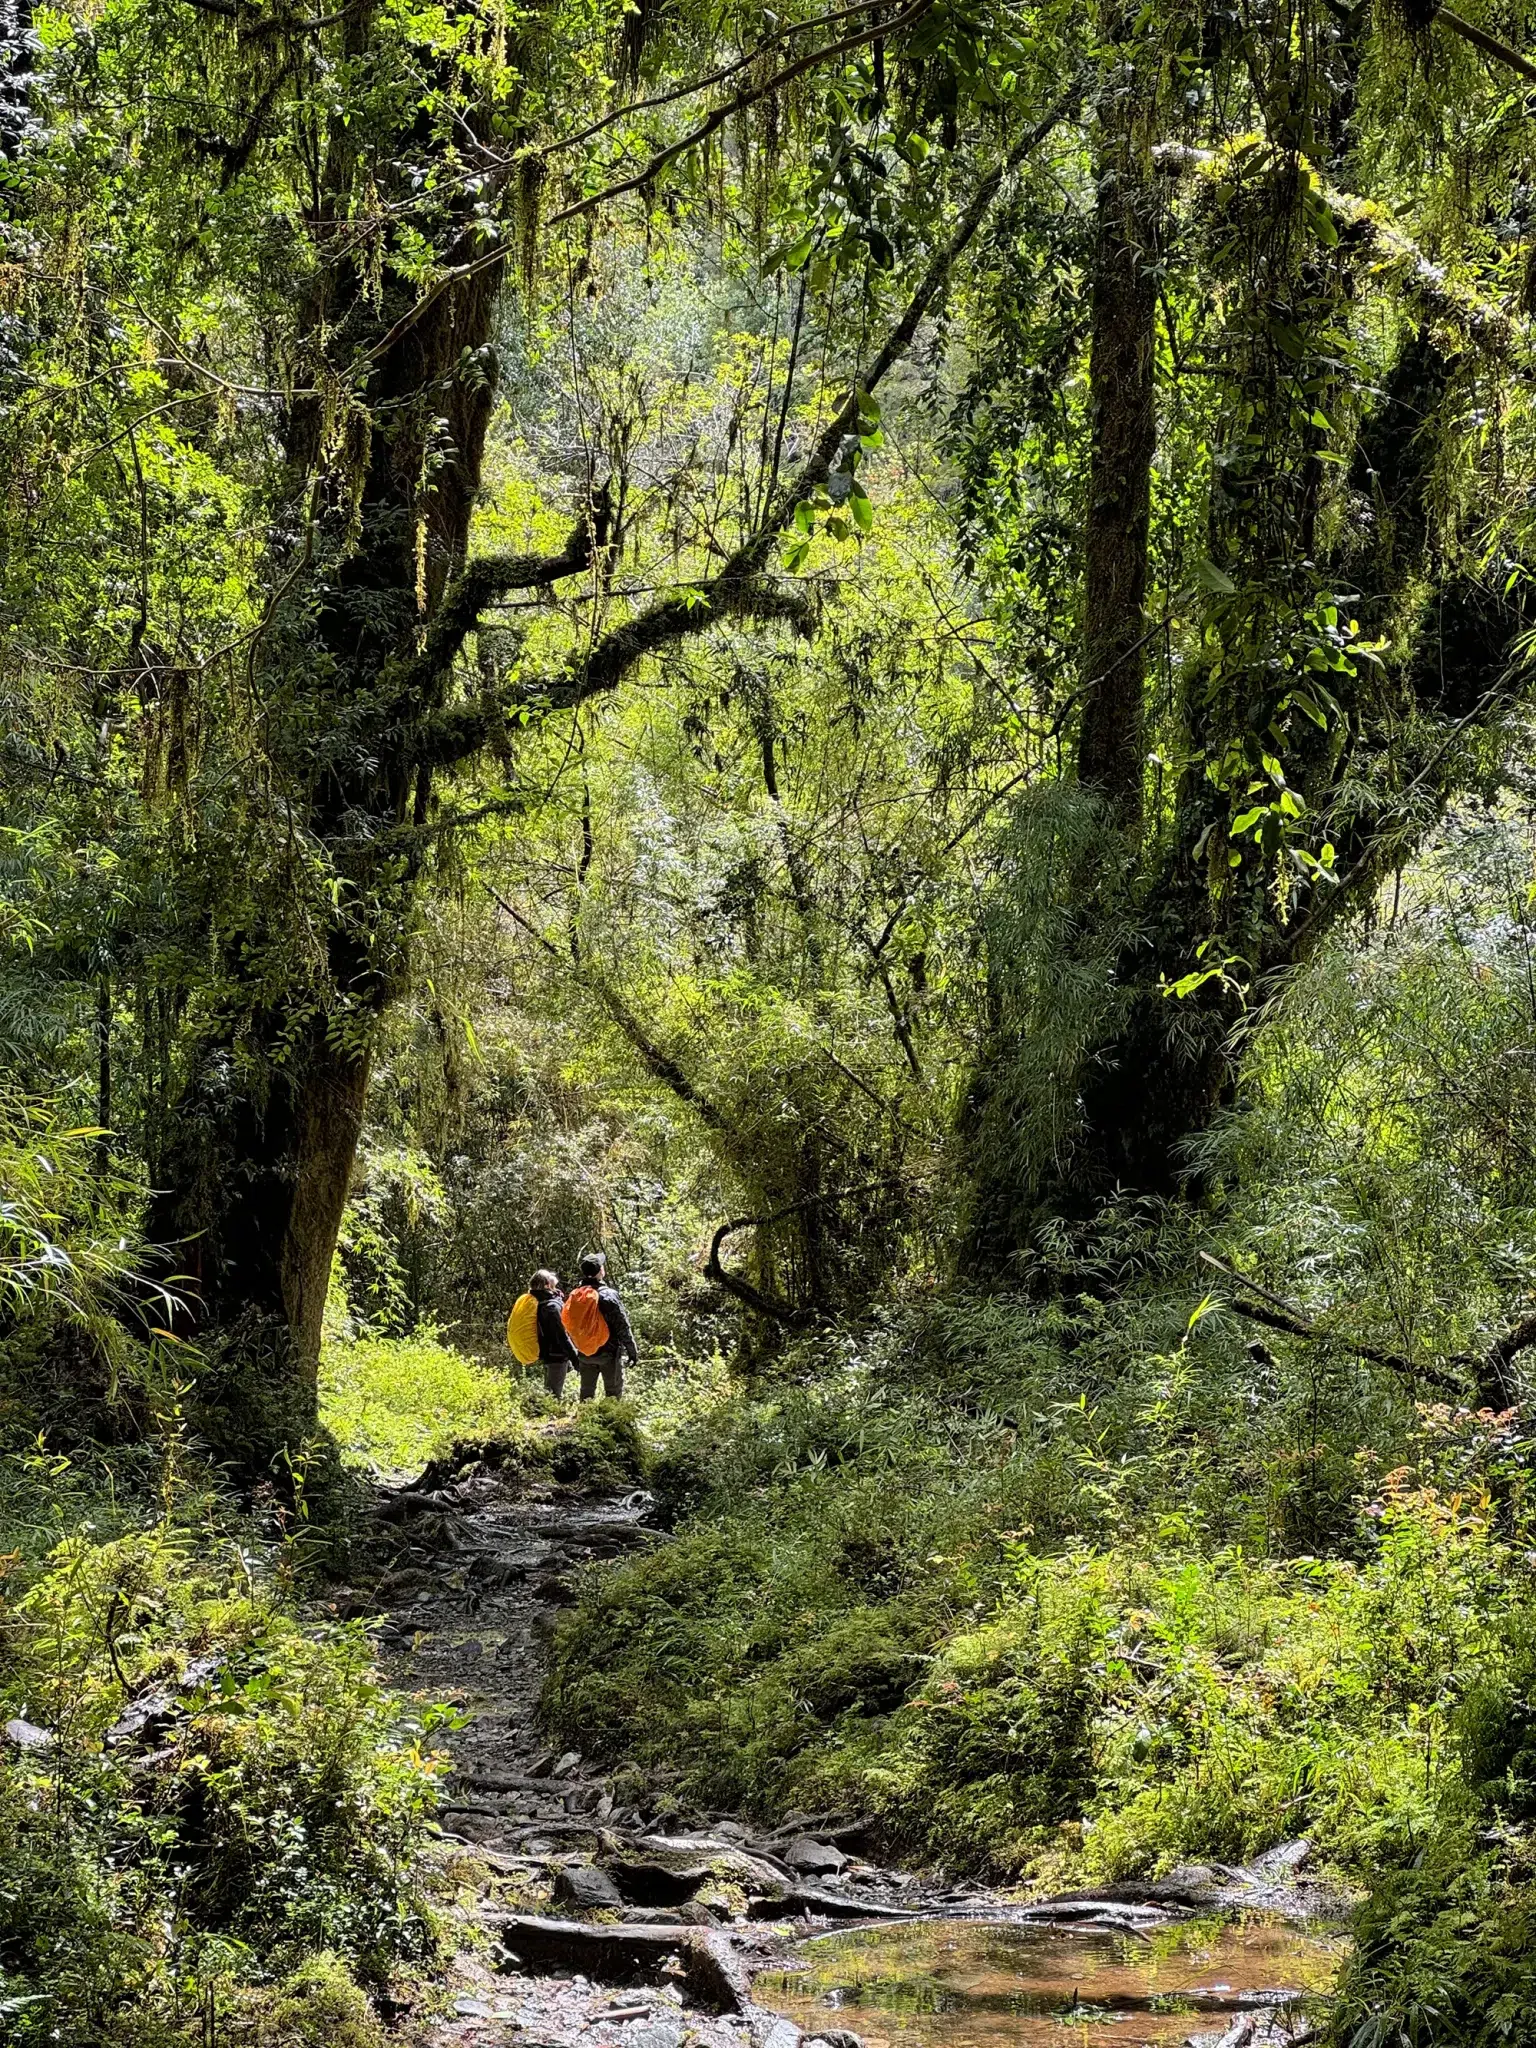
[578,1253,606,1282]
[531,1268,559,1296]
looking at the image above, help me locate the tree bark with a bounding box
[1078,47,1156,829]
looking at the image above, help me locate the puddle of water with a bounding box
[755,1915,1342,2048]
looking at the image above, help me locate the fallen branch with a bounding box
[706,1180,909,1327]
[1198,1253,1462,1395]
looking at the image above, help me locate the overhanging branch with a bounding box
[706,1215,817,1327]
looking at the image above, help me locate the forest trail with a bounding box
[365,1453,927,2046]
[361,1453,1337,2048]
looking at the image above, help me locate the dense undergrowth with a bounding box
[0,1403,455,2044]
[541,1313,1536,2039]
[536,829,1536,2044]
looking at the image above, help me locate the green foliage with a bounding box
[1199,810,1536,1378]
[550,1369,1534,1887]
[0,1452,449,2045]
[321,1329,517,1477]
[1331,1846,1536,2048]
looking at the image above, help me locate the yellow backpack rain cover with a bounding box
[507,1292,542,1366]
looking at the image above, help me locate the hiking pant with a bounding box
[542,1357,574,1398]
[579,1347,624,1401]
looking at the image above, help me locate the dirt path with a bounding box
[362,1454,1335,2048]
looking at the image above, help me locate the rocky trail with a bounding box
[356,1451,1342,2048]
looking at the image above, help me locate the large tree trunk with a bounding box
[1066,328,1527,1202]
[1077,31,1157,828]
[146,48,508,1454]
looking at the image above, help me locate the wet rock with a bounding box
[1249,1839,1311,1877]
[1015,1898,1172,1932]
[483,1914,752,2015]
[555,1863,624,1911]
[535,1573,579,1605]
[1188,2017,1316,2048]
[746,1886,914,1923]
[552,1750,583,1778]
[783,1838,846,1877]
[627,2025,686,2048]
[616,1840,791,1907]
[750,2017,802,2048]
[4,1718,51,1751]
[806,2032,864,2048]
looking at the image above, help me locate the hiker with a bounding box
[507,1267,579,1399]
[561,1251,639,1400]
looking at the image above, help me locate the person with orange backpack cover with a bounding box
[507,1268,579,1398]
[561,1251,638,1400]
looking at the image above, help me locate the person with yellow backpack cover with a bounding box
[506,1268,579,1397]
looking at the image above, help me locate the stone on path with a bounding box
[554,1863,624,1910]
[782,1837,845,1876]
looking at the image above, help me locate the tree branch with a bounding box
[485,887,732,1135]
[546,0,938,227]
[381,491,610,730]
[540,0,895,162]
[705,1214,818,1327]
[1198,1253,1463,1395]
[553,90,1083,712]
[1435,5,1536,86]
[1471,1316,1536,1411]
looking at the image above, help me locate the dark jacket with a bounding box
[593,1284,638,1364]
[538,1292,577,1365]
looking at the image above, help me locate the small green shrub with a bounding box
[548,1399,651,1488]
[257,1951,387,2048]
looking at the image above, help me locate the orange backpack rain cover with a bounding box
[561,1285,610,1357]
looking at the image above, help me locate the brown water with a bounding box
[756,1916,1342,2048]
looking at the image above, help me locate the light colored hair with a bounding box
[531,1268,559,1296]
